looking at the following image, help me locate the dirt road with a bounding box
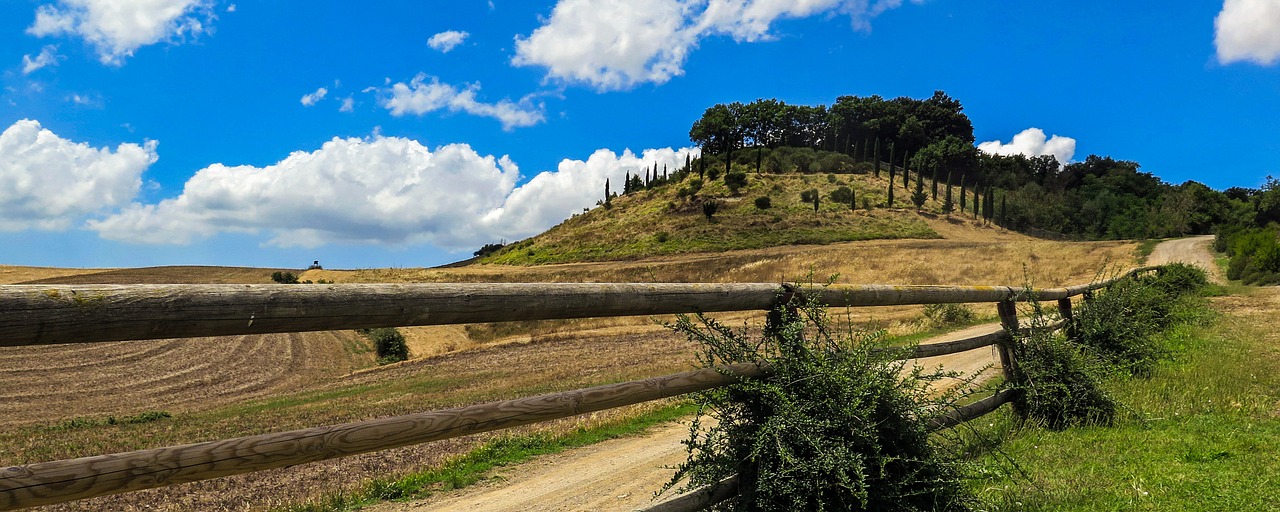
[367,324,1004,512]
[1147,235,1221,282]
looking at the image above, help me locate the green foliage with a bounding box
[753,196,772,209]
[1011,301,1118,429]
[725,171,749,194]
[1072,266,1208,376]
[271,271,299,284]
[702,200,720,220]
[799,189,819,203]
[1217,225,1280,284]
[361,327,409,364]
[665,296,973,511]
[923,303,975,328]
[655,231,670,243]
[829,186,853,204]
[473,243,505,258]
[48,411,172,431]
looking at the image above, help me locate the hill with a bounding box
[480,161,992,265]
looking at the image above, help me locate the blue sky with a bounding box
[1,0,1278,269]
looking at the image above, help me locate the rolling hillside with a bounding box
[479,164,979,265]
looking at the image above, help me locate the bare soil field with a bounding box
[0,221,1142,511]
[0,265,110,284]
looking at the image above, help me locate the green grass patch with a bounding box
[276,402,698,512]
[966,293,1280,510]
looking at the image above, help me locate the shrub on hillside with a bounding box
[702,200,719,220]
[829,186,854,204]
[754,196,772,209]
[724,171,748,194]
[924,303,976,328]
[1012,311,1118,429]
[664,295,973,510]
[271,271,299,284]
[361,327,409,364]
[800,189,819,203]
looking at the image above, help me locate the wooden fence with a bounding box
[0,267,1158,510]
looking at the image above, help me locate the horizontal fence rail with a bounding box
[0,267,1155,347]
[0,266,1161,509]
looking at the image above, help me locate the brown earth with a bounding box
[0,222,1140,511]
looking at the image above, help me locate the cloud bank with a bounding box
[977,128,1076,166]
[513,0,919,90]
[85,132,697,250]
[0,119,156,231]
[1215,0,1280,65]
[27,0,216,65]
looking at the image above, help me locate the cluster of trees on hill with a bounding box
[686,92,1250,242]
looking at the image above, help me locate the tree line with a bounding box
[687,92,1248,242]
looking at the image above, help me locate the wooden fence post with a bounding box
[995,299,1023,416]
[1057,297,1076,339]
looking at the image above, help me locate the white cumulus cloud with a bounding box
[87,136,699,250]
[90,136,521,248]
[481,146,699,239]
[339,96,354,113]
[380,73,545,130]
[27,0,216,66]
[513,0,917,90]
[21,45,62,74]
[977,128,1076,167]
[300,87,328,107]
[427,30,469,53]
[1215,0,1280,65]
[0,119,156,231]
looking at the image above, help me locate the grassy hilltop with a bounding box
[477,156,992,266]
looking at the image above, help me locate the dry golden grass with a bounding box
[0,217,1143,510]
[0,265,111,284]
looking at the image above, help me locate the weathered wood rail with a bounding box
[0,267,1159,510]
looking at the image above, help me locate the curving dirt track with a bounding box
[1147,235,1221,282]
[369,237,1211,512]
[368,325,1005,512]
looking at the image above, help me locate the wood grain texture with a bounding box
[0,266,1158,347]
[0,363,765,510]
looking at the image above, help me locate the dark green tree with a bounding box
[902,151,911,191]
[873,138,882,178]
[887,164,896,207]
[911,168,927,210]
[959,174,967,212]
[943,170,955,214]
[931,164,939,200]
[851,187,857,210]
[604,178,611,208]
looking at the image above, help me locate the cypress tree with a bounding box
[959,174,967,212]
[850,187,857,210]
[911,166,927,210]
[973,186,980,219]
[873,138,881,178]
[985,188,996,223]
[813,192,820,213]
[902,151,911,191]
[862,138,870,163]
[623,172,631,194]
[888,143,896,181]
[685,153,691,173]
[663,164,668,181]
[943,170,954,214]
[887,164,896,207]
[756,147,763,174]
[645,169,651,188]
[931,164,939,200]
[1000,193,1007,226]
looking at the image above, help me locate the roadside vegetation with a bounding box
[959,265,1280,510]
